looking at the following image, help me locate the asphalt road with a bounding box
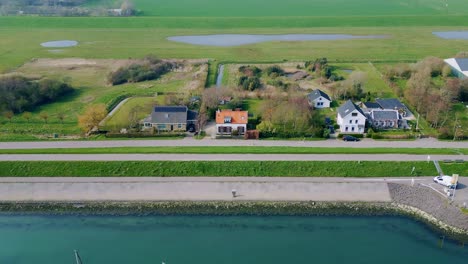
[0,154,466,161]
[0,137,467,149]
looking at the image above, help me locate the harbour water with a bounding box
[0,214,466,264]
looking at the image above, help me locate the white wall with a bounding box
[312,97,331,109]
[337,110,366,134]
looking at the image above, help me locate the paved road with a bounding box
[0,177,466,206]
[0,177,401,202]
[0,138,467,149]
[0,154,466,161]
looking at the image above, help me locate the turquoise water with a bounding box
[0,215,466,264]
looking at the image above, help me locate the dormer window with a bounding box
[351,113,358,117]
[224,116,232,123]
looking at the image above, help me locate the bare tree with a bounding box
[39,111,49,124]
[3,111,14,123]
[57,111,66,124]
[22,111,32,123]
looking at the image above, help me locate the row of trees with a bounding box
[385,56,467,136]
[108,55,178,85]
[3,110,66,124]
[0,0,136,16]
[0,75,74,114]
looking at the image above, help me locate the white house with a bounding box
[337,100,367,134]
[307,89,331,108]
[444,58,468,79]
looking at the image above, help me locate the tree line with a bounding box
[0,0,136,16]
[0,75,74,114]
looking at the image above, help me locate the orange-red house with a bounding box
[215,109,248,135]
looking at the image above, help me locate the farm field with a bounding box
[88,0,468,17]
[0,20,468,72]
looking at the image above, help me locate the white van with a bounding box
[433,175,457,189]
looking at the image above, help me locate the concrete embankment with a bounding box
[388,183,468,237]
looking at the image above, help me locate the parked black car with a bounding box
[342,135,360,142]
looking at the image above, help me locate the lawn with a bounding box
[0,147,466,155]
[101,96,164,131]
[0,161,440,177]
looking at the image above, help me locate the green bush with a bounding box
[265,65,285,77]
[108,56,177,85]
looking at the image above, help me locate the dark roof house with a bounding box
[375,98,412,118]
[371,110,399,120]
[362,102,381,109]
[151,106,188,124]
[308,89,331,102]
[375,98,406,110]
[338,100,365,118]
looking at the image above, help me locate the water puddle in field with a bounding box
[40,40,78,48]
[167,34,387,47]
[433,31,468,39]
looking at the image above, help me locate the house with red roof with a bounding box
[215,109,248,135]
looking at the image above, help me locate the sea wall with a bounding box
[0,199,466,241]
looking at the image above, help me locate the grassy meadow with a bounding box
[0,161,441,177]
[89,0,468,17]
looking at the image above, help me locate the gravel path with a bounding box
[388,183,468,231]
[0,154,465,161]
[0,137,467,149]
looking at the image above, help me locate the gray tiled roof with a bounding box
[308,89,331,102]
[151,106,188,124]
[455,58,468,71]
[375,98,405,110]
[338,100,365,118]
[371,110,399,120]
[363,102,381,109]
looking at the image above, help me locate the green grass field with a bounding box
[0,161,442,177]
[89,0,468,17]
[0,146,466,155]
[102,97,163,130]
[0,17,467,72]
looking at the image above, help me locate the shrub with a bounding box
[238,66,261,77]
[108,57,177,85]
[239,76,261,91]
[0,75,74,113]
[265,65,285,77]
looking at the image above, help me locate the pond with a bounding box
[433,31,468,39]
[0,214,466,264]
[167,34,387,47]
[40,40,78,48]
